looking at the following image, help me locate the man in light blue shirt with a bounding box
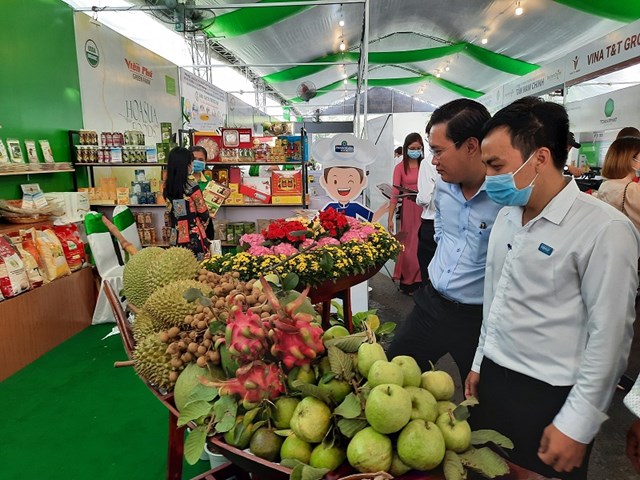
[388,99,501,382]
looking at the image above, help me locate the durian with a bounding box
[123,246,163,307]
[133,333,181,391]
[147,247,200,294]
[144,279,212,330]
[132,309,159,344]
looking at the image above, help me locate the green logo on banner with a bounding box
[165,75,176,96]
[604,98,615,118]
[85,39,99,68]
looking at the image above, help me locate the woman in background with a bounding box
[164,146,214,259]
[388,132,424,294]
[594,136,640,230]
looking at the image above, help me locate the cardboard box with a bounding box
[228,183,240,193]
[271,170,302,196]
[272,195,302,205]
[116,187,130,205]
[240,183,271,204]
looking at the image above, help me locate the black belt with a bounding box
[426,281,482,312]
[421,218,434,224]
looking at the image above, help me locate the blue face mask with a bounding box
[407,149,423,159]
[192,160,206,173]
[485,152,539,206]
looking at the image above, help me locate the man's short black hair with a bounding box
[190,145,207,159]
[482,96,569,170]
[425,98,491,145]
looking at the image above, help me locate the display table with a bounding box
[0,267,96,381]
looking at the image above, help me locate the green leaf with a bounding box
[333,393,361,419]
[290,463,305,480]
[337,418,368,438]
[183,287,204,303]
[184,426,208,465]
[185,383,219,406]
[443,451,467,480]
[330,300,344,321]
[208,321,225,334]
[288,229,309,237]
[282,272,300,291]
[199,296,213,308]
[213,395,238,433]
[459,447,510,478]
[453,405,470,422]
[178,400,213,427]
[243,407,262,426]
[328,346,355,380]
[319,372,337,385]
[459,396,479,408]
[263,273,280,285]
[470,430,514,450]
[280,458,304,469]
[291,381,333,405]
[274,428,293,437]
[376,322,397,335]
[324,332,367,353]
[301,465,330,480]
[319,252,334,271]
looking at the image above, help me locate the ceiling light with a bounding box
[339,40,346,51]
[343,78,348,84]
[436,72,441,78]
[444,65,450,72]
[515,2,523,15]
[339,19,345,27]
[342,72,348,79]
[481,37,488,45]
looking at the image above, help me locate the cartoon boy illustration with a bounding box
[314,134,382,222]
[320,165,373,221]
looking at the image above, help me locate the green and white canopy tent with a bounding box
[73,0,640,124]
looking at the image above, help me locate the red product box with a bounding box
[221,128,253,148]
[271,170,302,196]
[239,183,271,204]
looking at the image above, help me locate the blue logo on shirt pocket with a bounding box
[538,243,553,256]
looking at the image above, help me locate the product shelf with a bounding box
[0,168,75,177]
[220,203,305,208]
[74,163,166,167]
[209,161,303,166]
[90,202,165,208]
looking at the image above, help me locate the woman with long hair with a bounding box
[595,136,640,230]
[388,132,424,294]
[164,146,214,259]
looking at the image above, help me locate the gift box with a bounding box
[271,195,302,205]
[271,170,302,196]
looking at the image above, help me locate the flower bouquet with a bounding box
[202,208,402,287]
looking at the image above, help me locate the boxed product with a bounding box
[202,181,231,218]
[279,135,308,162]
[213,220,229,242]
[116,187,130,205]
[240,177,271,204]
[160,122,173,144]
[271,170,303,196]
[272,195,303,205]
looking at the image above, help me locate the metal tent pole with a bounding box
[361,0,370,139]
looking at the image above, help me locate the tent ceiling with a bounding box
[128,0,639,115]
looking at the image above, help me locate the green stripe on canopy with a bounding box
[264,42,538,84]
[203,0,309,38]
[553,0,640,22]
[287,74,484,103]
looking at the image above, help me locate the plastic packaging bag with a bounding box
[0,235,30,298]
[35,228,71,281]
[14,241,44,288]
[53,224,85,272]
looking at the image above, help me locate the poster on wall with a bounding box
[566,83,640,133]
[73,13,180,144]
[179,69,227,132]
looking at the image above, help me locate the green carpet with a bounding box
[0,324,210,480]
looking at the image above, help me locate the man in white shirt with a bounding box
[465,97,640,479]
[415,155,437,284]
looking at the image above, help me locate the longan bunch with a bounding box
[158,299,223,374]
[196,269,272,320]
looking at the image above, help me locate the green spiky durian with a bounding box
[123,246,164,307]
[144,279,212,330]
[147,247,200,295]
[132,309,159,344]
[133,334,181,392]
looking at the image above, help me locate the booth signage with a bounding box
[565,19,640,84]
[179,69,227,131]
[565,84,640,132]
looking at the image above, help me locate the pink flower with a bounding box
[317,237,341,247]
[340,231,368,243]
[273,243,299,256]
[240,233,266,248]
[301,238,316,249]
[345,216,362,227]
[248,245,274,256]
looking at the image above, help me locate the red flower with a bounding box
[263,219,307,244]
[318,208,349,238]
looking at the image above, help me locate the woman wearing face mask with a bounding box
[164,146,214,259]
[388,132,424,294]
[594,136,640,230]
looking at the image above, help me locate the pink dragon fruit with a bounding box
[260,278,325,370]
[211,361,286,404]
[224,307,268,363]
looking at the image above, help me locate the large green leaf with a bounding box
[337,418,368,438]
[459,447,510,478]
[328,346,355,380]
[324,332,367,353]
[291,381,333,405]
[470,430,514,450]
[333,393,361,419]
[184,426,208,465]
[178,400,212,427]
[282,272,300,291]
[213,395,238,433]
[443,451,467,480]
[185,384,219,406]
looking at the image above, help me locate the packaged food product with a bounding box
[53,224,86,272]
[35,229,71,281]
[0,235,30,298]
[14,242,44,288]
